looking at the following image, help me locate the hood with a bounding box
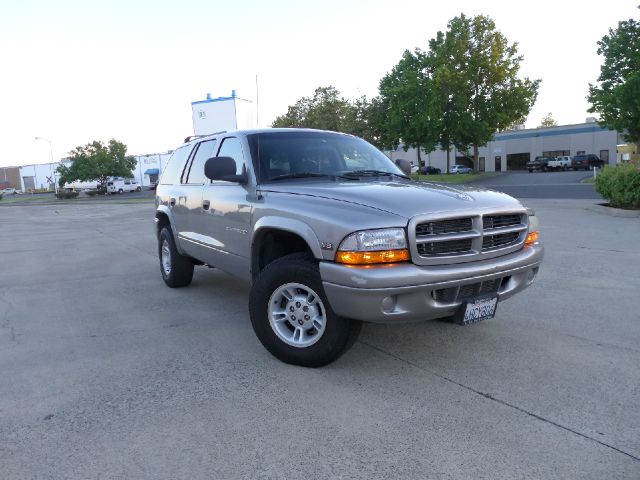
[260,179,524,219]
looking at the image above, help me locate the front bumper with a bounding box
[320,243,543,323]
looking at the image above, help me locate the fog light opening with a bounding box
[381,295,397,313]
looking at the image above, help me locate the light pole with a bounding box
[35,136,57,194]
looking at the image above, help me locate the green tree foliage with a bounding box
[539,113,558,127]
[272,86,388,149]
[272,86,353,132]
[588,14,640,144]
[57,139,136,188]
[431,14,540,171]
[378,49,439,167]
[594,163,640,209]
[343,95,389,149]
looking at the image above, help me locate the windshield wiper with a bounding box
[344,170,409,179]
[269,172,356,181]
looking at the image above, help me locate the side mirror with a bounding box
[204,157,248,184]
[395,158,412,176]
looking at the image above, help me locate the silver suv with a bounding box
[155,129,543,366]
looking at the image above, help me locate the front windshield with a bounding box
[247,131,404,182]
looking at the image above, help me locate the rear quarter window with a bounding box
[160,145,193,185]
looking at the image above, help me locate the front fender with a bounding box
[253,216,323,259]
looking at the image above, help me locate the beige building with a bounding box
[387,121,624,172]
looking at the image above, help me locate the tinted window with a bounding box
[247,131,402,182]
[216,137,245,175]
[160,145,192,185]
[187,140,218,184]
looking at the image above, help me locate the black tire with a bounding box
[249,253,361,367]
[528,169,533,173]
[118,188,123,194]
[158,227,194,288]
[136,186,141,192]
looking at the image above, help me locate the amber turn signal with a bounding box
[525,231,539,246]
[336,249,410,265]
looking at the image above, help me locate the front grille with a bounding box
[416,217,472,236]
[433,277,502,303]
[483,214,521,230]
[413,211,527,263]
[417,239,473,256]
[483,232,520,250]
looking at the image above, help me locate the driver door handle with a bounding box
[202,200,210,210]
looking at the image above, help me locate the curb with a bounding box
[586,203,640,218]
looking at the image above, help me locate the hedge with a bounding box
[55,191,80,200]
[594,163,640,209]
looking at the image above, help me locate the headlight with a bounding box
[336,228,410,265]
[525,212,540,246]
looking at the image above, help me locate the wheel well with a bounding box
[252,229,314,280]
[156,212,171,238]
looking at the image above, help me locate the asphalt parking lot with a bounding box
[1,198,639,479]
[473,170,602,199]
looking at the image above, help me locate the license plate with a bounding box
[455,296,498,326]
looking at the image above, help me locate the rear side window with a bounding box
[160,145,193,185]
[186,140,218,184]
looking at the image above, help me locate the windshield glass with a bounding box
[247,131,403,182]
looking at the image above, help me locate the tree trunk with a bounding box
[416,142,422,167]
[446,146,451,174]
[473,144,479,173]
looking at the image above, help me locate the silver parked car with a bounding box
[155,129,543,366]
[450,164,473,174]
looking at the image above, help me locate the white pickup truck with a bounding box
[546,156,572,171]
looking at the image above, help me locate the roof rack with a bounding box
[183,131,227,143]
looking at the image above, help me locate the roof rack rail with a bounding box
[183,131,227,143]
[184,135,205,143]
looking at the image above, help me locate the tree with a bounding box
[58,139,136,188]
[343,95,389,149]
[587,13,640,144]
[539,113,558,127]
[379,49,439,167]
[272,86,353,132]
[431,14,540,171]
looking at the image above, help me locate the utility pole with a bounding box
[35,136,57,194]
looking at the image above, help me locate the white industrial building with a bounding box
[1,152,173,193]
[0,90,256,192]
[386,120,626,171]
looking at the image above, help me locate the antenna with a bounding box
[255,74,259,126]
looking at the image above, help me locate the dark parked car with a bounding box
[526,156,554,172]
[420,165,442,175]
[571,154,604,171]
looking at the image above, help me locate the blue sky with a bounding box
[1,0,638,167]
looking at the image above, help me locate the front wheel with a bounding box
[249,253,361,367]
[136,186,141,192]
[158,227,194,288]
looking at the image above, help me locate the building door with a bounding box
[507,153,530,170]
[22,176,35,191]
[495,156,502,172]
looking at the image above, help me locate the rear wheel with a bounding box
[249,253,361,367]
[158,227,194,288]
[136,186,141,192]
[118,188,123,194]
